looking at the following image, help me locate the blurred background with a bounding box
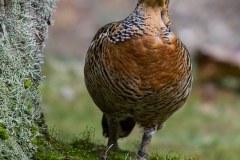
[41,0,240,159]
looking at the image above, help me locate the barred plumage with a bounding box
[84,0,192,159]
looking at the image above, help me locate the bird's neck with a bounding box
[135,0,171,30]
[134,1,165,25]
[108,0,171,43]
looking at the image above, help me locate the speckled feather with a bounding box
[84,0,192,158]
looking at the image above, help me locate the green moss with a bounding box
[0,123,9,140]
[32,124,39,136]
[33,133,196,160]
[150,151,199,160]
[26,102,33,114]
[34,135,131,160]
[24,79,33,89]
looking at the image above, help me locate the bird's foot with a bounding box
[99,144,126,160]
[136,150,148,160]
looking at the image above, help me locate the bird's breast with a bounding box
[89,34,189,105]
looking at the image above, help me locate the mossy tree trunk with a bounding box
[0,0,55,159]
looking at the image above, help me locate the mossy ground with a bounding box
[34,132,198,160]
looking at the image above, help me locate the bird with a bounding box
[84,0,192,159]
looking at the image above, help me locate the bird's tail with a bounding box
[101,114,136,138]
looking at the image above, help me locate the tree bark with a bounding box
[0,0,55,159]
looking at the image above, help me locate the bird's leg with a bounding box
[106,115,119,151]
[136,127,157,160]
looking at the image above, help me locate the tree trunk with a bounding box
[0,0,55,159]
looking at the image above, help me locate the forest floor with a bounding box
[34,132,198,160]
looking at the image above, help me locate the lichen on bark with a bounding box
[0,0,55,159]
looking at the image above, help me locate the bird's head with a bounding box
[139,0,170,8]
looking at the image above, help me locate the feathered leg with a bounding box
[102,114,136,138]
[105,115,119,150]
[136,127,157,160]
